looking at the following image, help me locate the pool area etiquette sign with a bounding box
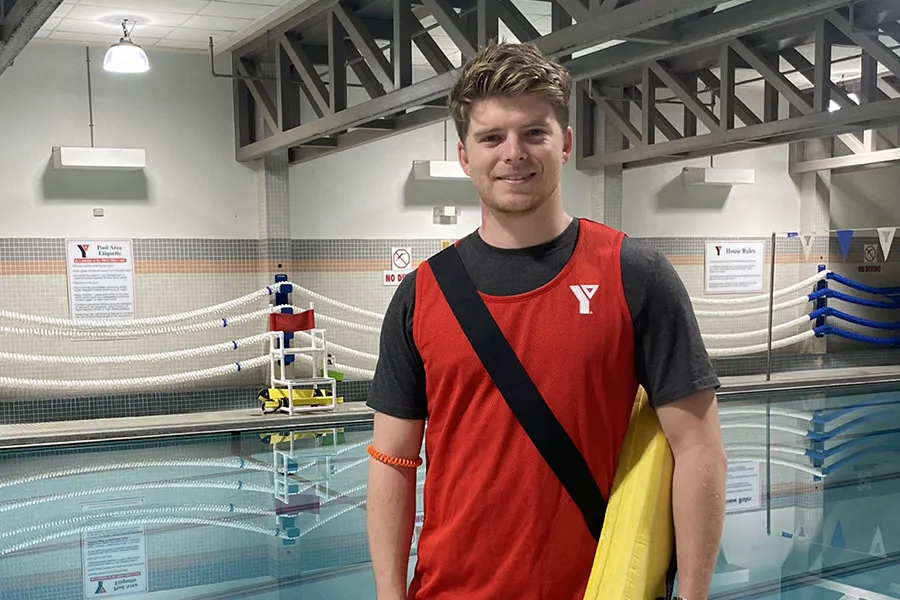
[66,239,135,320]
[81,498,148,597]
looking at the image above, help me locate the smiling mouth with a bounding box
[496,173,536,183]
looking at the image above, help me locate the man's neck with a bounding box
[478,199,573,249]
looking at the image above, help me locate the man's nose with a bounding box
[501,135,527,162]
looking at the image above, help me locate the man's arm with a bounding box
[367,412,425,599]
[656,388,727,600]
[620,237,725,600]
[365,272,428,599]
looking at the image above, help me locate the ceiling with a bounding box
[31,0,299,52]
[27,0,561,66]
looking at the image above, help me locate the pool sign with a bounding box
[391,247,412,270]
[704,241,765,294]
[66,239,135,320]
[383,270,411,286]
[725,461,760,513]
[384,246,413,287]
[81,498,148,597]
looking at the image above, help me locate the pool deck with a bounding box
[2,365,900,449]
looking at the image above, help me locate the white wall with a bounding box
[622,144,802,238]
[832,165,900,230]
[0,42,259,239]
[290,113,592,239]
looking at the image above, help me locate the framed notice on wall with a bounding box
[65,239,135,321]
[704,241,765,294]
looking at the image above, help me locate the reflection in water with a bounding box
[0,385,899,599]
[0,425,422,599]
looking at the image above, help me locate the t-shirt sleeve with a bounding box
[365,271,428,420]
[620,237,721,408]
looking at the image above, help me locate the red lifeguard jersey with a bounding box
[408,219,640,599]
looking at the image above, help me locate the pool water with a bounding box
[1,381,899,599]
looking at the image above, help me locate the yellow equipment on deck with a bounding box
[583,385,677,600]
[257,388,344,414]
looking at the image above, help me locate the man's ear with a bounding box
[561,126,573,163]
[458,139,470,175]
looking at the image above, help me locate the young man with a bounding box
[365,41,727,600]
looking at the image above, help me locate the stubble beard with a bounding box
[481,186,548,217]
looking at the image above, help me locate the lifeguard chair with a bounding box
[260,305,341,415]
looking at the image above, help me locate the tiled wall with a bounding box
[0,227,896,424]
[0,239,269,398]
[289,231,900,381]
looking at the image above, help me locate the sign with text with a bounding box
[704,241,765,294]
[383,270,411,287]
[725,461,760,513]
[82,498,148,597]
[66,239,135,320]
[386,246,413,286]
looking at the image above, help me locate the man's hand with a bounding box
[367,412,426,599]
[656,388,727,600]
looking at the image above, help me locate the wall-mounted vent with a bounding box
[412,160,468,181]
[683,167,755,186]
[52,146,146,171]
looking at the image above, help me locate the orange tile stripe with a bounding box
[0,252,889,276]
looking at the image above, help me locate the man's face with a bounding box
[458,93,573,216]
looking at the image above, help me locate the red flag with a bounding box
[268,310,315,332]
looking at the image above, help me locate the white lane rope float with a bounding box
[0,356,272,390]
[690,270,829,305]
[0,476,425,557]
[0,333,272,364]
[0,480,275,514]
[0,305,374,338]
[0,282,385,328]
[0,458,297,490]
[0,504,278,542]
[0,517,294,557]
[0,270,837,393]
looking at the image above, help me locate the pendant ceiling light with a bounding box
[103,19,149,74]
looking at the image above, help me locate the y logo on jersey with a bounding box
[570,284,599,314]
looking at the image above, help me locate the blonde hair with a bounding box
[448,40,572,141]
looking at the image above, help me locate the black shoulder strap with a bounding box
[428,245,607,541]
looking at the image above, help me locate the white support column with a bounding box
[589,89,624,229]
[789,136,832,356]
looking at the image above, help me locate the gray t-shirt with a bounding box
[366,218,720,419]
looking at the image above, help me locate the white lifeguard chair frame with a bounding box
[271,427,342,505]
[267,303,338,415]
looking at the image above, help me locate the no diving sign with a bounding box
[383,271,410,286]
[863,243,878,263]
[385,246,413,287]
[859,243,882,274]
[391,247,411,270]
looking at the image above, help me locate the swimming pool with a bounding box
[1,379,899,600]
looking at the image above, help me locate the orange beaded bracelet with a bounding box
[367,444,423,468]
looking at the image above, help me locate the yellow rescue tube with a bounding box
[583,386,676,600]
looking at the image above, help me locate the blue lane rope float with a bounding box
[825,272,900,296]
[809,288,900,310]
